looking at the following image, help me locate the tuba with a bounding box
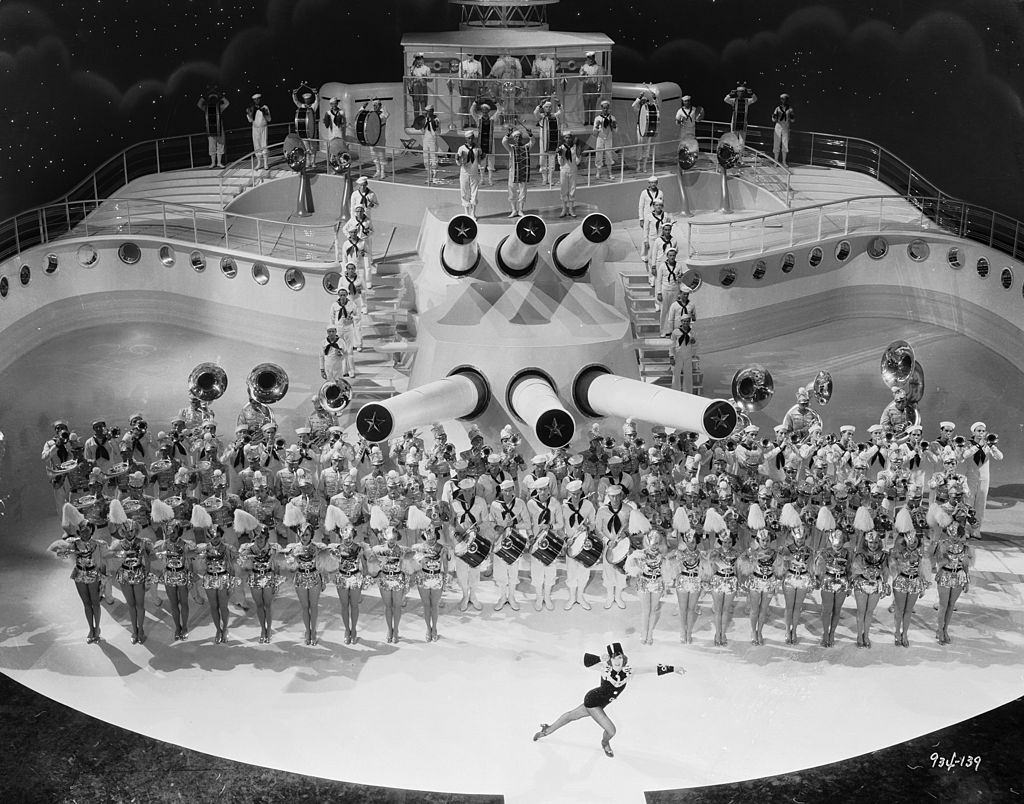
[318,379,353,414]
[801,370,833,406]
[678,136,700,170]
[247,363,289,405]
[880,340,915,387]
[731,365,774,412]
[188,362,228,402]
[716,132,743,170]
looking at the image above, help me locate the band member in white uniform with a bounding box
[961,421,1003,539]
[665,286,696,394]
[579,51,603,125]
[456,130,483,218]
[562,479,598,610]
[197,88,229,168]
[592,100,617,180]
[675,95,703,143]
[724,83,757,149]
[656,246,684,332]
[291,89,319,168]
[489,479,528,610]
[458,53,483,121]
[501,128,534,218]
[349,175,378,222]
[771,93,795,167]
[320,324,354,381]
[641,198,666,283]
[469,100,502,185]
[637,176,664,239]
[323,97,347,148]
[596,485,629,609]
[556,131,581,218]
[451,478,489,611]
[533,98,562,186]
[247,93,271,169]
[359,98,390,179]
[527,476,564,611]
[421,105,442,184]
[342,205,374,289]
[631,86,660,172]
[408,52,432,118]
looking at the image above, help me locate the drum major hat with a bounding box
[386,470,401,487]
[370,447,384,465]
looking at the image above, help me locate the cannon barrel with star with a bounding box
[440,214,481,276]
[551,212,612,278]
[495,214,547,278]
[573,366,738,441]
[507,370,575,448]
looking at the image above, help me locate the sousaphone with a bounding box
[731,365,774,412]
[247,363,289,405]
[318,379,353,414]
[801,370,833,406]
[188,362,228,403]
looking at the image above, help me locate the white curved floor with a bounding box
[0,318,1022,804]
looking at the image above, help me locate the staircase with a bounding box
[620,273,703,393]
[113,168,256,210]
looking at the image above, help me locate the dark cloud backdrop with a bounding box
[2,0,1023,220]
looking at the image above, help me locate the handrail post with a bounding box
[587,152,592,187]
[879,196,884,232]
[789,211,795,247]
[155,140,161,174]
[256,218,263,256]
[189,136,195,169]
[93,173,99,203]
[192,208,198,243]
[844,200,850,235]
[223,212,230,249]
[809,132,815,166]
[989,211,995,247]
[816,205,822,241]
[759,216,766,254]
[619,149,624,183]
[162,205,167,239]
[123,152,129,188]
[907,167,912,196]
[83,206,89,237]
[14,215,21,254]
[727,220,733,258]
[125,199,131,235]
[1013,221,1020,259]
[65,200,72,235]
[293,225,299,261]
[843,137,849,169]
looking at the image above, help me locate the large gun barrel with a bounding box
[507,371,575,448]
[574,366,737,440]
[355,368,490,443]
[551,213,611,278]
[496,215,546,277]
[440,215,481,276]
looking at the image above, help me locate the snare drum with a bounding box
[121,499,143,515]
[163,495,183,509]
[106,462,130,478]
[638,102,659,138]
[356,108,383,146]
[54,459,78,475]
[567,531,604,568]
[150,459,172,474]
[608,537,631,572]
[531,531,565,566]
[75,494,98,511]
[454,534,492,568]
[494,529,528,564]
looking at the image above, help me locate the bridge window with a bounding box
[220,257,237,278]
[77,244,98,267]
[976,257,989,278]
[751,260,766,281]
[44,254,59,275]
[252,263,270,285]
[808,247,823,267]
[190,251,206,272]
[835,241,851,261]
[1000,267,1013,289]
[867,237,888,259]
[285,268,305,291]
[907,240,929,262]
[118,243,141,265]
[323,271,342,294]
[158,245,176,267]
[780,253,795,273]
[947,247,963,269]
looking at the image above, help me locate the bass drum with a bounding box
[531,531,565,566]
[494,529,528,564]
[608,537,631,572]
[567,530,604,568]
[356,108,383,147]
[638,103,659,138]
[454,533,492,568]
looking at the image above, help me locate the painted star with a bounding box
[453,222,473,242]
[521,222,539,241]
[546,418,564,440]
[707,409,733,434]
[363,411,384,434]
[587,220,609,239]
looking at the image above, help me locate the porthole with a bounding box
[0,277,8,298]
[323,271,342,294]
[220,257,238,278]
[867,237,888,259]
[252,263,270,285]
[781,253,795,273]
[19,264,30,286]
[976,257,989,278]
[679,268,702,292]
[907,239,930,262]
[835,241,851,261]
[808,247,823,267]
[285,267,305,291]
[118,242,141,265]
[77,244,98,267]
[44,253,59,275]
[751,260,766,281]
[190,251,206,272]
[719,266,736,287]
[1000,267,1013,289]
[947,247,963,269]
[158,245,176,267]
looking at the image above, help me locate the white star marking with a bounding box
[453,223,472,241]
[363,411,384,434]
[546,418,564,439]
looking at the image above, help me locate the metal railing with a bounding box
[691,119,1024,262]
[0,123,290,264]
[1,197,340,265]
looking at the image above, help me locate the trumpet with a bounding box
[986,433,999,446]
[954,435,966,448]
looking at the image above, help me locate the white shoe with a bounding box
[579,598,591,611]
[604,599,614,610]
[534,597,543,612]
[494,595,507,611]
[509,597,520,611]
[563,599,576,611]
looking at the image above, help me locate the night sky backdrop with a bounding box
[2,0,1023,220]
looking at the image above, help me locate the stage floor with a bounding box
[0,316,1021,804]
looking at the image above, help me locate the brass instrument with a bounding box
[678,136,700,170]
[731,365,774,412]
[801,370,833,406]
[987,433,1000,446]
[953,435,966,448]
[880,340,915,387]
[716,132,743,170]
[188,362,228,402]
[318,379,353,414]
[247,363,289,405]
[906,361,925,405]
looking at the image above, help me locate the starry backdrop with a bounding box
[1,0,1023,220]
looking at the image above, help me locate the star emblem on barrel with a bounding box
[702,400,738,440]
[516,215,545,246]
[447,215,478,245]
[356,404,394,441]
[536,409,574,448]
[582,213,611,243]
